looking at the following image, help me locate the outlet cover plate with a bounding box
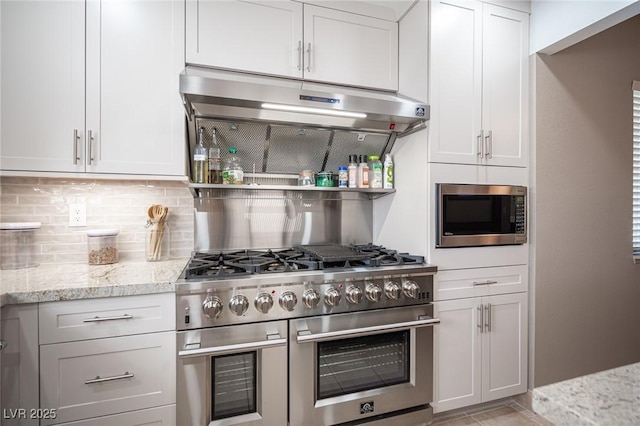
[69,203,86,227]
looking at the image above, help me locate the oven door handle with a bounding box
[178,337,287,359]
[296,316,440,343]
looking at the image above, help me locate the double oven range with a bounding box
[176,244,439,426]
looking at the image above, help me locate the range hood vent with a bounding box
[180,66,429,136]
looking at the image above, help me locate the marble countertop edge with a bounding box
[1,258,188,307]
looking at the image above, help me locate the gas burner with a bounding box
[182,245,425,280]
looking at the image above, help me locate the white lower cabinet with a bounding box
[0,305,39,426]
[433,292,528,413]
[37,294,176,425]
[51,405,175,426]
[40,332,175,425]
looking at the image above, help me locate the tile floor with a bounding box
[432,401,555,426]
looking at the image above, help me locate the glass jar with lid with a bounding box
[87,229,119,265]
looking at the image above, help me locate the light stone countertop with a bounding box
[0,258,189,307]
[532,362,640,425]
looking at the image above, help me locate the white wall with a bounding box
[533,14,640,387]
[530,0,640,54]
[373,128,429,257]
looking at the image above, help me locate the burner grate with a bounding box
[183,245,425,280]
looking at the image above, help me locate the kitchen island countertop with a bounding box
[0,258,188,307]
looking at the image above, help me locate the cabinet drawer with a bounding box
[39,294,175,344]
[51,405,175,426]
[434,265,528,301]
[40,332,176,425]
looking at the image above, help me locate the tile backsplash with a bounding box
[0,176,194,264]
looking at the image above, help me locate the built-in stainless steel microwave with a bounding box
[436,184,527,248]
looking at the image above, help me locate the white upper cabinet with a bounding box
[0,1,86,173]
[429,0,529,167]
[303,5,398,90]
[186,0,399,90]
[186,0,304,79]
[0,0,185,176]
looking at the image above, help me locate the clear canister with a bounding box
[298,170,315,187]
[87,229,119,265]
[0,222,41,270]
[145,219,170,261]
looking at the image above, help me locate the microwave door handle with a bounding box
[296,317,440,343]
[178,337,287,358]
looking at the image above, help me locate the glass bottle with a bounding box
[222,147,244,184]
[348,155,358,188]
[358,154,369,188]
[192,127,208,183]
[208,128,222,184]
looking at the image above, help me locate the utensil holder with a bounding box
[145,219,170,261]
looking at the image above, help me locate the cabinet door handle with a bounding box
[477,131,483,157]
[484,303,492,332]
[83,314,133,323]
[485,130,493,159]
[297,40,302,70]
[0,341,6,350]
[87,130,95,165]
[85,371,134,385]
[472,280,498,286]
[306,42,312,72]
[477,305,484,333]
[73,129,81,165]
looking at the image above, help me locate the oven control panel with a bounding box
[176,273,433,330]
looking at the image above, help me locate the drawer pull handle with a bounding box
[83,314,133,323]
[85,371,134,385]
[472,280,498,286]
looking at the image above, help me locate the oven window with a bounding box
[317,330,410,400]
[211,352,257,420]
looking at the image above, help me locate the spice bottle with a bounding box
[208,128,222,184]
[358,155,369,188]
[192,127,208,183]
[383,154,394,189]
[222,147,244,184]
[368,155,383,188]
[348,155,358,188]
[338,166,348,188]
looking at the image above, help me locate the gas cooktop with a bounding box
[182,244,425,281]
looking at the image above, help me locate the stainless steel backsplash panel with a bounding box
[193,190,373,251]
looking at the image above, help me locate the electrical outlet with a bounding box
[69,203,86,227]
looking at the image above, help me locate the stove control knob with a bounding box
[324,287,341,307]
[254,292,274,314]
[279,291,298,312]
[384,279,402,300]
[229,295,249,316]
[302,289,320,309]
[346,285,363,305]
[202,295,223,319]
[403,279,420,299]
[365,283,383,302]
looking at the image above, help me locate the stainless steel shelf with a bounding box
[187,183,395,200]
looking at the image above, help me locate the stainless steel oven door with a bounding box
[289,306,439,426]
[177,320,287,426]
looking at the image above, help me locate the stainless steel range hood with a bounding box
[180,66,429,136]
